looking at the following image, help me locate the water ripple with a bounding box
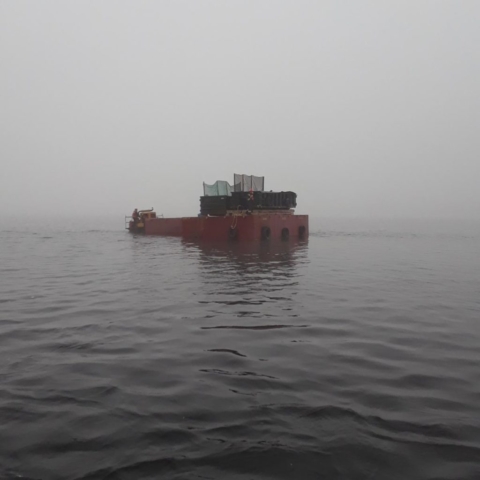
[0,222,479,479]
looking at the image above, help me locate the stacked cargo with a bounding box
[199,191,297,216]
[200,174,297,216]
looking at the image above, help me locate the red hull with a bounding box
[143,214,308,241]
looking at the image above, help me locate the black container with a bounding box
[200,196,229,216]
[230,191,297,210]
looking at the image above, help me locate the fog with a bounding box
[1,1,479,219]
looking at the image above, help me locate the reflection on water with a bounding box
[183,240,309,323]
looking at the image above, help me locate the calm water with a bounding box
[1,218,479,480]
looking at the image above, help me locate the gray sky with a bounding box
[1,1,479,218]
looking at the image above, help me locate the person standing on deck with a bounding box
[132,208,139,222]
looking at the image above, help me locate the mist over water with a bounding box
[2,1,480,477]
[1,218,479,479]
[1,1,480,219]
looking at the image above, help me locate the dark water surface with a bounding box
[1,218,479,479]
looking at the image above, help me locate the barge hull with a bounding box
[144,214,308,240]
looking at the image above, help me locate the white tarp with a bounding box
[233,174,265,192]
[203,180,233,196]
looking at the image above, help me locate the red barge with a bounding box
[126,174,308,242]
